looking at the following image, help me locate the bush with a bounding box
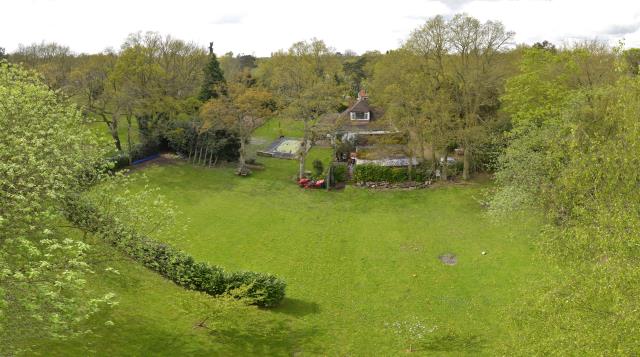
[130,142,161,162]
[107,153,131,171]
[415,162,435,181]
[332,163,348,183]
[354,164,410,182]
[353,164,438,183]
[312,159,324,177]
[63,196,286,307]
[447,160,464,177]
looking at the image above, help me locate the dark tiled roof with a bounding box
[347,99,372,114]
[317,100,394,134]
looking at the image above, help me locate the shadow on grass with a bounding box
[420,331,486,353]
[206,317,323,355]
[273,297,321,317]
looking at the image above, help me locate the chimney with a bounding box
[357,89,368,101]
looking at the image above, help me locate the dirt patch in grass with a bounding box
[127,153,181,172]
[438,253,458,266]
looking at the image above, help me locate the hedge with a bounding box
[355,164,432,182]
[63,196,286,307]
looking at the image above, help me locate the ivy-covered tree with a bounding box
[199,42,226,101]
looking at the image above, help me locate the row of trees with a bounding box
[5,16,516,180]
[9,19,635,183]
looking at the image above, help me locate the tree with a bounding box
[199,42,226,101]
[0,47,6,60]
[288,79,343,178]
[9,42,76,90]
[200,82,273,174]
[0,61,115,354]
[256,39,345,178]
[532,40,557,53]
[372,16,458,178]
[69,53,126,151]
[114,32,206,146]
[622,48,640,75]
[491,44,618,214]
[490,45,638,355]
[369,50,430,178]
[447,14,514,180]
[499,70,640,357]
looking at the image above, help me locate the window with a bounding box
[351,111,370,120]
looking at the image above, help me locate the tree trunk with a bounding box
[189,139,196,163]
[431,143,437,171]
[110,113,122,152]
[299,120,309,179]
[126,115,133,164]
[102,113,122,152]
[463,146,471,180]
[298,140,308,179]
[198,143,205,166]
[238,136,246,170]
[203,142,210,167]
[442,152,448,181]
[407,148,414,181]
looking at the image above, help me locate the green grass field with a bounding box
[42,118,546,355]
[39,155,544,355]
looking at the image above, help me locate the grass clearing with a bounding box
[40,154,545,355]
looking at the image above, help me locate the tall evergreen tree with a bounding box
[199,42,226,101]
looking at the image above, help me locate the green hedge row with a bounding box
[354,164,432,182]
[64,196,286,307]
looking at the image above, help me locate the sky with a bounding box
[3,0,640,56]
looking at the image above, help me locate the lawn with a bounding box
[38,152,544,355]
[253,116,305,139]
[87,118,140,155]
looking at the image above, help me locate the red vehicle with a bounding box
[298,178,325,189]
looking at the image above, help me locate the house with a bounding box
[335,89,393,140]
[322,89,417,167]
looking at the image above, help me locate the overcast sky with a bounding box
[3,0,640,56]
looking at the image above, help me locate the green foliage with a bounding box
[493,45,638,354]
[353,164,420,182]
[312,159,324,177]
[622,48,640,75]
[0,60,115,354]
[331,163,348,183]
[199,51,226,101]
[63,188,286,308]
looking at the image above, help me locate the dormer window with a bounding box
[351,111,370,120]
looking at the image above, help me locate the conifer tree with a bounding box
[199,42,226,101]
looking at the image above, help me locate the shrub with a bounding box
[332,163,348,183]
[312,159,324,177]
[107,153,130,171]
[354,164,411,182]
[447,160,464,178]
[63,196,286,307]
[414,162,435,181]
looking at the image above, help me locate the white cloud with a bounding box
[1,0,640,56]
[210,13,246,25]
